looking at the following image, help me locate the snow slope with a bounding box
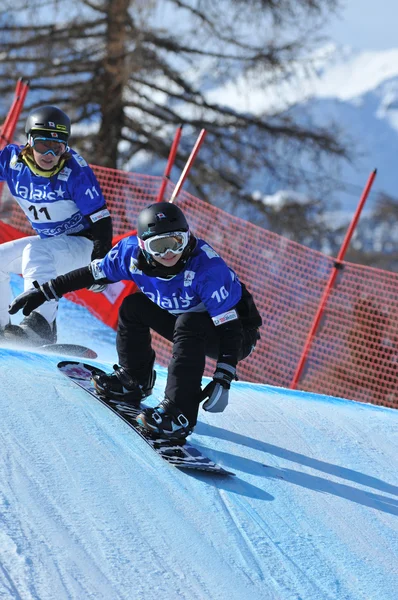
[1,280,398,600]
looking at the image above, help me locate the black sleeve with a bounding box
[217,318,243,368]
[236,282,262,328]
[216,281,261,368]
[88,206,113,260]
[51,265,111,297]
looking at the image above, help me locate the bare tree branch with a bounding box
[0,0,348,204]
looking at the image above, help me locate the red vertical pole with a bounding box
[10,79,29,135]
[290,169,377,389]
[0,79,30,211]
[156,125,183,203]
[0,79,30,148]
[169,129,207,203]
[0,78,29,148]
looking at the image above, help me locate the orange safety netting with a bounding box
[1,165,397,410]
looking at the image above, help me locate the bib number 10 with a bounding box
[211,287,229,303]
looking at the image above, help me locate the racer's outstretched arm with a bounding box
[8,264,109,317]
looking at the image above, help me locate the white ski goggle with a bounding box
[139,231,189,257]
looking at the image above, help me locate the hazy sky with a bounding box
[324,1,398,50]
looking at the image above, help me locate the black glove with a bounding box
[201,363,236,413]
[91,239,112,261]
[89,211,113,261]
[9,280,60,317]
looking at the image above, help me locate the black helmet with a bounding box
[25,105,71,143]
[137,202,189,241]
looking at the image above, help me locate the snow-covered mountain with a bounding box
[209,44,398,217]
[304,46,398,214]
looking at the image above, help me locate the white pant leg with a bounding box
[53,235,93,275]
[0,236,37,327]
[22,235,93,324]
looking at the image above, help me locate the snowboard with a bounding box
[42,343,97,359]
[1,334,98,359]
[57,360,234,476]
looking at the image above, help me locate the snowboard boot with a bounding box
[3,312,57,346]
[92,363,156,407]
[136,402,193,442]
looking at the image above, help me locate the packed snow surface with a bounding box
[1,279,397,599]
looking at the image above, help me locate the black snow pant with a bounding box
[116,292,259,426]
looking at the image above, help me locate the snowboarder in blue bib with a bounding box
[0,105,113,345]
[9,202,262,441]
